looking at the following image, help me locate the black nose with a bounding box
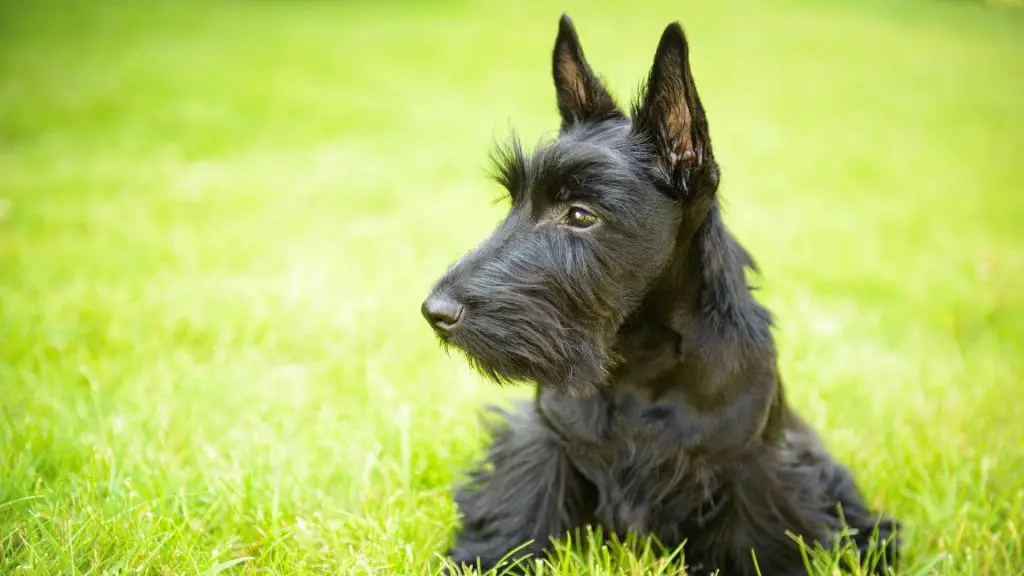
[421,293,464,335]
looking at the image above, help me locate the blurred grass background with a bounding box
[1,0,1023,574]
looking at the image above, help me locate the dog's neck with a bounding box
[609,203,777,397]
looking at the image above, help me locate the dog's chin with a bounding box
[440,332,608,397]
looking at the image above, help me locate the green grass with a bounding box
[1,0,1023,573]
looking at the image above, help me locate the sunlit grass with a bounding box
[1,0,1022,573]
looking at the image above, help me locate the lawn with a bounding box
[1,0,1023,574]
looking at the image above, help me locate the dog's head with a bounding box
[422,15,721,395]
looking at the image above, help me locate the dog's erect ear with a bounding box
[552,14,624,131]
[632,23,715,197]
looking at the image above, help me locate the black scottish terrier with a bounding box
[421,14,900,576]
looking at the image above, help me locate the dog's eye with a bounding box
[564,206,598,229]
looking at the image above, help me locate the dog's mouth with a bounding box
[431,311,611,396]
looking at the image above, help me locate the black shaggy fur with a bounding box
[421,14,901,576]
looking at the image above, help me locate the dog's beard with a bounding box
[438,299,616,397]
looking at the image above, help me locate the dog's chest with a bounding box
[537,387,721,539]
[538,386,694,458]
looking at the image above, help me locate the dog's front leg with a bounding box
[445,401,596,574]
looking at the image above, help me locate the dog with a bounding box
[421,14,900,575]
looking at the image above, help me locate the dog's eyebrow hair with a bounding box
[530,157,593,201]
[525,150,642,208]
[488,135,529,203]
